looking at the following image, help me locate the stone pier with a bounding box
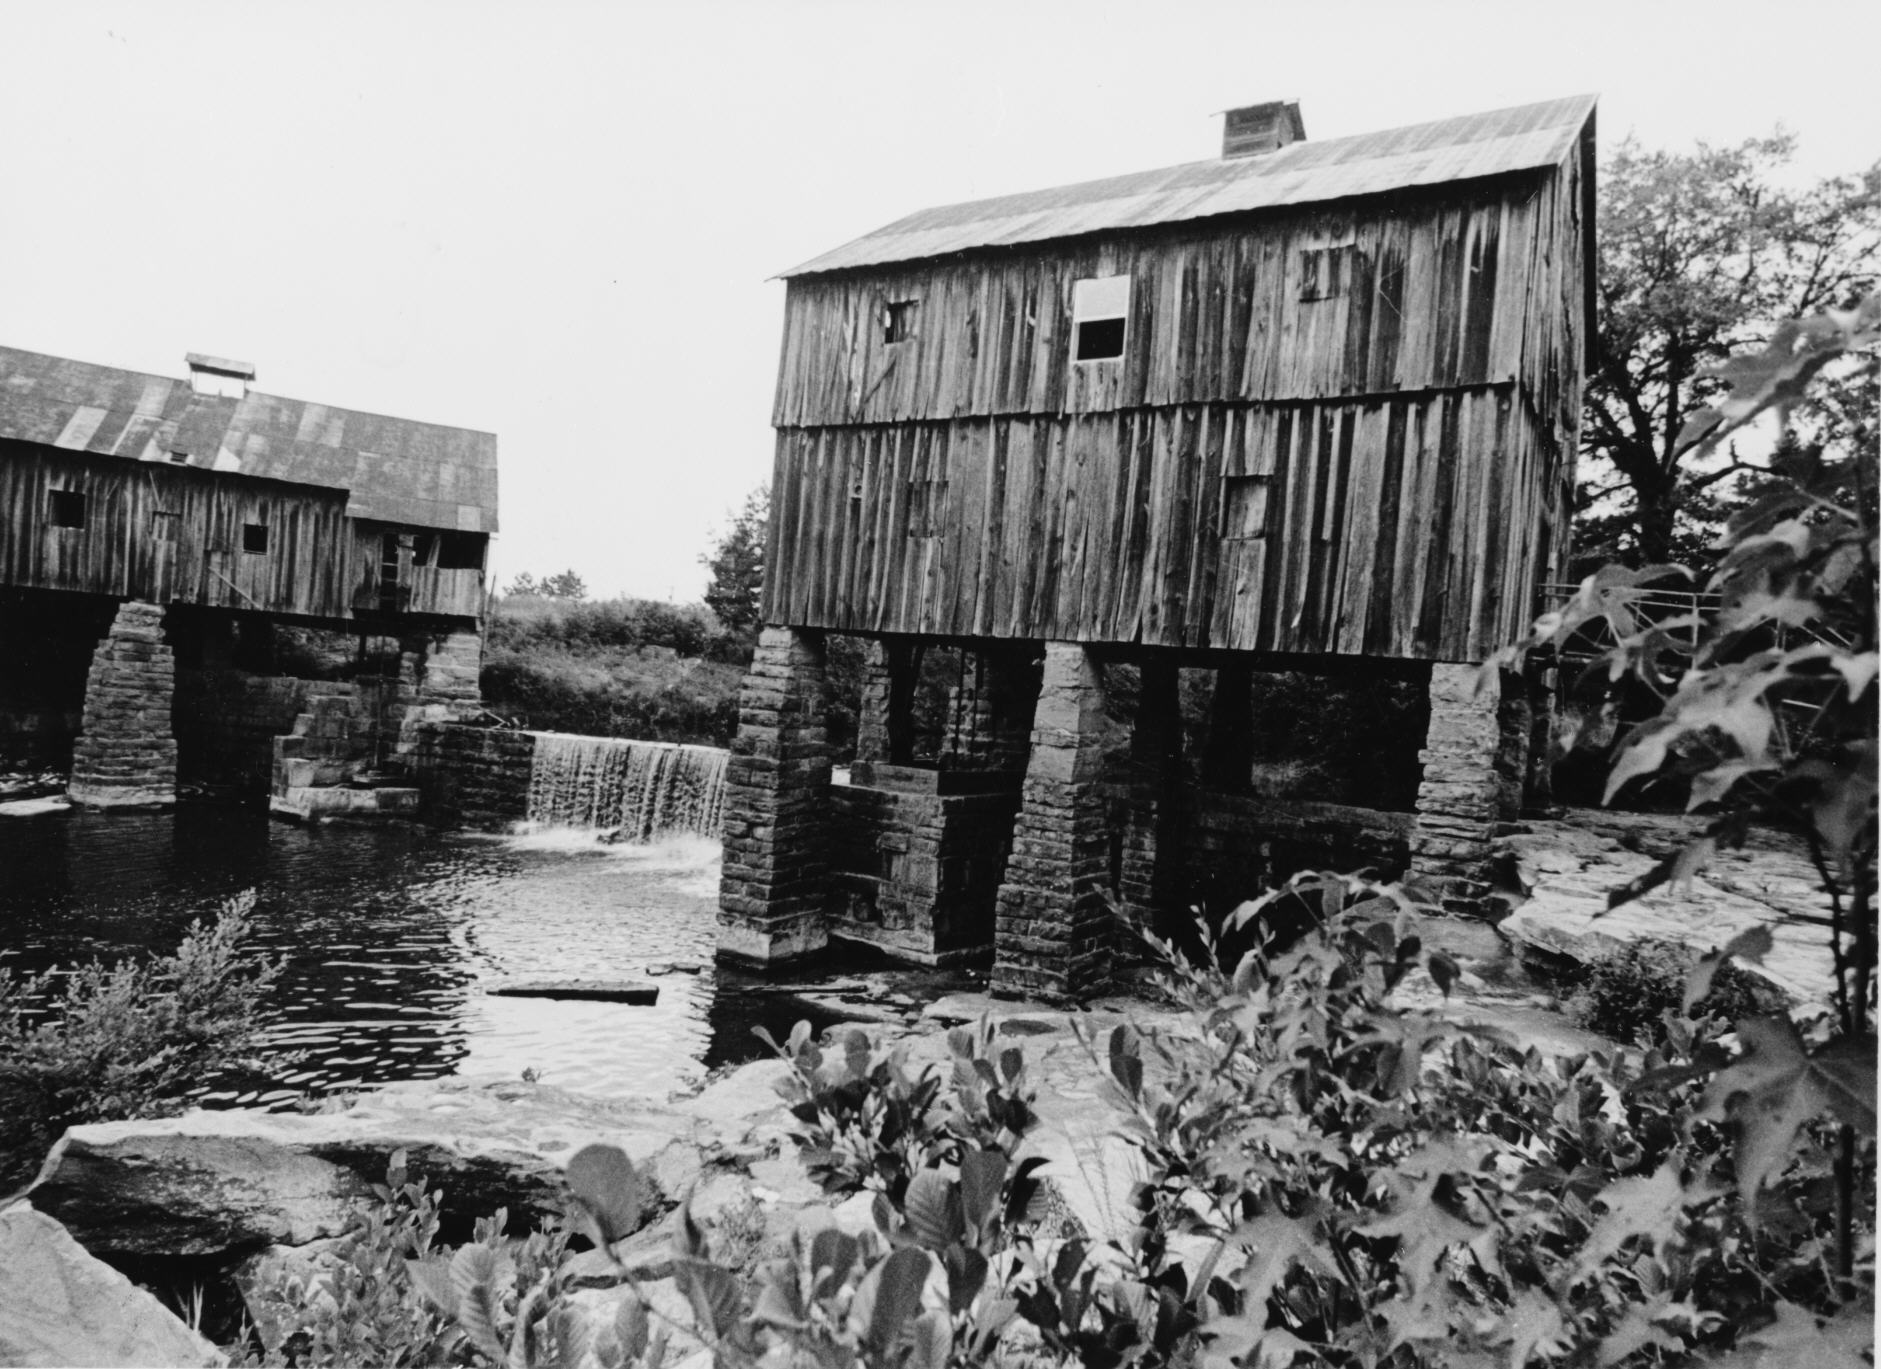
[717,628,833,965]
[1411,663,1526,914]
[67,601,178,809]
[991,642,1112,1001]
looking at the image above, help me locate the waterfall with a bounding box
[524,733,728,841]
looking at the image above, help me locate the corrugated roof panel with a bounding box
[0,345,498,532]
[783,95,1595,277]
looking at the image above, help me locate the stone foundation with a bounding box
[173,670,315,795]
[825,769,1020,965]
[1410,663,1526,914]
[717,628,832,965]
[991,642,1112,1001]
[409,722,538,829]
[67,601,177,809]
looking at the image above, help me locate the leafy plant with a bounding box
[1568,936,1771,1045]
[0,892,282,1189]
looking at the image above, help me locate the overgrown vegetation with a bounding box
[0,894,281,1190]
[479,595,751,745]
[1566,937,1771,1046]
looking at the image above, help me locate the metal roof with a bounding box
[0,346,498,533]
[782,95,1597,277]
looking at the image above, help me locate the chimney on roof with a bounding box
[1222,100,1305,158]
[186,352,255,399]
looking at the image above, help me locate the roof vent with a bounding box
[186,352,255,399]
[1222,101,1305,159]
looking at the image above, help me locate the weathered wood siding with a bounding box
[764,156,1586,661]
[0,442,485,623]
[764,392,1554,661]
[774,172,1582,429]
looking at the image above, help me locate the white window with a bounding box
[1072,275,1130,362]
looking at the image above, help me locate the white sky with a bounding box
[3,1,1875,601]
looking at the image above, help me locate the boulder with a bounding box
[32,1077,704,1263]
[1497,816,1835,1008]
[0,1201,223,1368]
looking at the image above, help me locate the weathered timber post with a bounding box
[718,627,833,964]
[1410,663,1527,914]
[67,601,178,809]
[990,642,1112,1000]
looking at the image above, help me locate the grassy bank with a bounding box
[480,596,750,746]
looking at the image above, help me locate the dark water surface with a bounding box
[0,806,900,1105]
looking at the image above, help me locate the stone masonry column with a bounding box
[718,628,833,965]
[68,601,178,809]
[991,642,1111,1000]
[1411,663,1517,914]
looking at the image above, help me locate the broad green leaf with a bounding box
[547,1306,590,1369]
[942,1246,989,1314]
[1700,1017,1878,1208]
[1234,1213,1329,1313]
[1684,925,1774,1011]
[403,1256,456,1316]
[908,1310,951,1369]
[449,1244,507,1362]
[903,1169,963,1249]
[1571,1161,1697,1276]
[565,1143,643,1243]
[614,1293,648,1362]
[958,1148,1006,1232]
[860,1247,932,1355]
[808,1227,859,1294]
[673,1255,742,1338]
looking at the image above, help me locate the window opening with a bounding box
[49,490,86,529]
[1072,275,1129,361]
[436,532,485,571]
[242,522,270,554]
[168,449,190,464]
[152,509,179,542]
[883,300,918,345]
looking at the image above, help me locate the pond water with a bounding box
[0,805,949,1106]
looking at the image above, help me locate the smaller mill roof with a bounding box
[0,346,498,533]
[782,94,1597,278]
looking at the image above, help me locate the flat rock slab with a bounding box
[488,979,660,1005]
[0,796,71,818]
[31,1078,704,1262]
[0,1202,223,1368]
[1498,814,1835,1008]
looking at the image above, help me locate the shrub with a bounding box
[1567,935,1772,1045]
[0,893,282,1188]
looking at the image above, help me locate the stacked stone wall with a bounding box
[67,602,177,809]
[408,722,537,829]
[825,781,1019,964]
[718,629,833,964]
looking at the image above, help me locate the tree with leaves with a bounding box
[1577,134,1880,569]
[701,485,768,635]
[505,570,588,601]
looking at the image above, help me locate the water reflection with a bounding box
[0,808,740,1103]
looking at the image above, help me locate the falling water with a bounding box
[524,733,728,841]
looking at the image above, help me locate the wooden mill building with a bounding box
[0,345,497,809]
[722,95,1596,997]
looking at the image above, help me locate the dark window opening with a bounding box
[1074,317,1126,361]
[242,522,269,554]
[1300,245,1353,302]
[1071,275,1130,362]
[168,449,190,464]
[1223,475,1271,540]
[413,532,439,566]
[883,300,918,345]
[437,532,485,571]
[152,509,179,542]
[49,490,86,529]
